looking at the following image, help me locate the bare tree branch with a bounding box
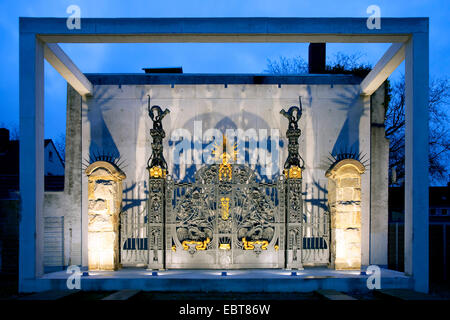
[265,53,450,186]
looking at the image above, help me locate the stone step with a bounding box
[102,289,140,300]
[18,290,79,300]
[374,289,435,300]
[314,290,357,300]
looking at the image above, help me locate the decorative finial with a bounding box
[281,98,304,179]
[147,99,170,178]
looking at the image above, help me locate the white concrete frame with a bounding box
[19,17,429,292]
[44,43,93,96]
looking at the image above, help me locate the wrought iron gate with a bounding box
[119,176,330,269]
[120,103,330,269]
[164,164,285,269]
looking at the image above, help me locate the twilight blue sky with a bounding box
[0,0,449,140]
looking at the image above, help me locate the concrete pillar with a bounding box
[370,83,389,266]
[404,32,429,293]
[19,32,45,290]
[147,177,165,270]
[64,85,83,267]
[285,176,304,270]
[85,161,126,270]
[326,159,365,270]
[81,96,90,270]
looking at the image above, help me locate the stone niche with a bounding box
[85,161,126,271]
[326,159,365,270]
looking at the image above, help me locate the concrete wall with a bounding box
[43,81,373,269]
[42,85,82,270]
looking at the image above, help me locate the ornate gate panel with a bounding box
[120,182,148,267]
[302,180,330,266]
[138,101,331,270]
[165,164,285,269]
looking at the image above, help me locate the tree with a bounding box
[265,56,308,74]
[386,77,450,185]
[54,133,66,164]
[265,52,450,185]
[0,122,66,165]
[0,122,19,140]
[265,52,371,77]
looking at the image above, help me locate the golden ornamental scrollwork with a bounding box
[219,162,232,181]
[182,238,210,251]
[213,135,238,181]
[242,237,269,251]
[220,197,230,220]
[284,166,302,179]
[219,243,231,250]
[149,166,167,179]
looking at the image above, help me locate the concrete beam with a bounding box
[44,43,93,96]
[19,32,45,289]
[18,17,428,43]
[404,32,429,293]
[361,43,405,95]
[39,34,410,44]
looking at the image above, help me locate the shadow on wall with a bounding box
[120,181,150,254]
[330,86,366,159]
[83,89,121,165]
[121,181,149,216]
[302,179,330,253]
[169,111,284,183]
[303,179,329,214]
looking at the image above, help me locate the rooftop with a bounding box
[85,73,362,85]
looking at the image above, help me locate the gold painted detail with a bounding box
[274,245,279,251]
[171,245,176,252]
[284,166,302,179]
[149,166,166,179]
[219,243,231,250]
[213,135,238,181]
[242,237,269,250]
[220,197,230,220]
[219,162,232,181]
[182,238,210,251]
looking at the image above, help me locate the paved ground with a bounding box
[3,288,449,301]
[1,275,449,301]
